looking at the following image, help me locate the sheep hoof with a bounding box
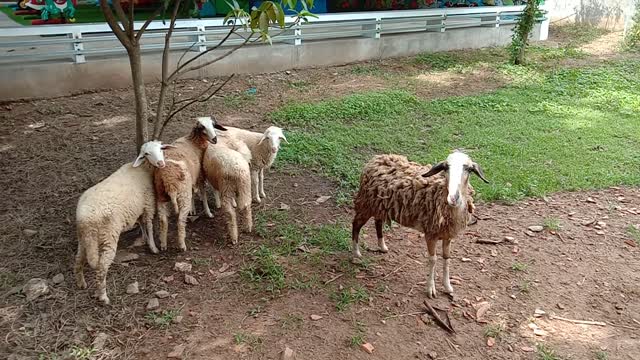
[160,246,167,252]
[204,210,214,218]
[260,191,266,198]
[379,245,389,253]
[149,246,159,254]
[253,198,262,204]
[179,245,187,252]
[76,278,87,289]
[99,296,111,306]
[443,284,454,294]
[426,284,437,299]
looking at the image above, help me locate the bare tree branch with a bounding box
[158,74,235,138]
[135,6,165,41]
[112,0,132,38]
[152,0,183,140]
[127,0,134,38]
[99,0,132,50]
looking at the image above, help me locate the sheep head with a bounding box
[258,126,288,154]
[422,150,488,208]
[133,140,176,168]
[192,116,228,146]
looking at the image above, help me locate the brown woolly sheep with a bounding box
[351,151,488,298]
[154,116,227,251]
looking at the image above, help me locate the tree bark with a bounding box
[127,46,149,151]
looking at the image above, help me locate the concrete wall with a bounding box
[545,0,636,30]
[0,24,542,101]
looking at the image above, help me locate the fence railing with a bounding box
[0,6,546,65]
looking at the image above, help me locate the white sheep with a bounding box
[351,151,488,298]
[202,143,253,244]
[153,116,226,252]
[217,126,288,203]
[74,141,169,305]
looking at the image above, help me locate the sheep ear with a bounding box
[470,162,489,183]
[214,124,228,131]
[258,135,266,145]
[161,144,177,150]
[422,161,448,178]
[132,155,145,167]
[280,135,289,144]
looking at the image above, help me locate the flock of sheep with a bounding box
[73,116,488,305]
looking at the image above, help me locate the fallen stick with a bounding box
[555,232,566,243]
[549,315,606,326]
[383,262,409,279]
[445,338,461,353]
[607,322,640,331]
[424,300,455,334]
[475,239,503,245]
[383,311,425,320]
[324,273,343,285]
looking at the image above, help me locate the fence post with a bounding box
[294,23,302,45]
[426,14,444,32]
[71,31,86,64]
[197,25,207,52]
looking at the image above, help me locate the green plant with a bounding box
[537,343,561,360]
[350,64,383,76]
[280,314,304,330]
[627,225,640,245]
[347,320,367,347]
[414,52,457,70]
[348,334,365,347]
[511,262,528,272]
[69,346,96,360]
[484,323,505,339]
[240,245,286,293]
[191,257,211,266]
[331,286,369,312]
[509,0,543,65]
[519,280,532,294]
[543,217,561,231]
[145,309,180,328]
[624,1,640,51]
[595,350,608,360]
[233,332,263,348]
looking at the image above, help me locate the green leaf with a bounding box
[275,2,285,28]
[259,11,269,33]
[298,10,318,19]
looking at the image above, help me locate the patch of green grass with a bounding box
[350,64,384,76]
[414,48,507,71]
[0,270,21,292]
[272,61,640,203]
[290,274,321,290]
[223,93,256,107]
[537,343,562,360]
[519,280,532,294]
[543,217,561,231]
[484,323,505,339]
[511,262,528,272]
[527,45,587,61]
[191,257,212,266]
[331,286,369,312]
[145,309,180,328]
[307,223,351,254]
[347,320,367,347]
[240,245,286,293]
[552,23,609,48]
[233,332,263,348]
[69,346,96,360]
[595,350,608,360]
[626,225,640,245]
[280,313,304,330]
[288,80,310,89]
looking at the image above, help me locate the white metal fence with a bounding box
[0,6,545,65]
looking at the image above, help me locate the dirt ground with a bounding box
[1,28,639,360]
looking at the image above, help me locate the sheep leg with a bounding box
[200,182,213,218]
[351,213,369,259]
[158,202,170,252]
[213,189,222,209]
[95,242,116,305]
[259,168,266,198]
[251,169,261,204]
[176,194,191,252]
[74,242,87,289]
[223,198,238,244]
[375,219,388,253]
[142,212,159,254]
[240,204,253,233]
[190,195,197,216]
[426,237,438,299]
[442,239,453,294]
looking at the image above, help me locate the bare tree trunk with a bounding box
[127,46,149,150]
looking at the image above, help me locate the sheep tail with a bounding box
[77,225,99,269]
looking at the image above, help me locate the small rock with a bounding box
[512,246,519,254]
[557,303,565,310]
[315,195,331,204]
[510,294,516,299]
[525,231,536,237]
[173,316,183,324]
[534,308,546,317]
[23,229,38,237]
[146,298,159,310]
[155,290,170,299]
[380,320,386,324]
[310,314,323,321]
[615,303,624,310]
[163,275,174,282]
[596,221,607,228]
[528,225,544,232]
[521,346,535,352]
[92,332,109,350]
[504,236,515,242]
[126,281,139,294]
[218,263,231,273]
[360,342,374,354]
[507,344,514,352]
[420,314,431,325]
[490,249,498,257]
[22,278,49,301]
[279,203,291,211]
[596,230,605,235]
[28,121,46,129]
[114,251,139,263]
[167,344,185,358]
[285,70,292,75]
[184,274,199,285]
[428,351,438,359]
[174,262,192,272]
[281,346,295,360]
[51,273,64,285]
[586,197,596,203]
[533,328,548,336]
[461,258,472,262]
[487,337,495,347]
